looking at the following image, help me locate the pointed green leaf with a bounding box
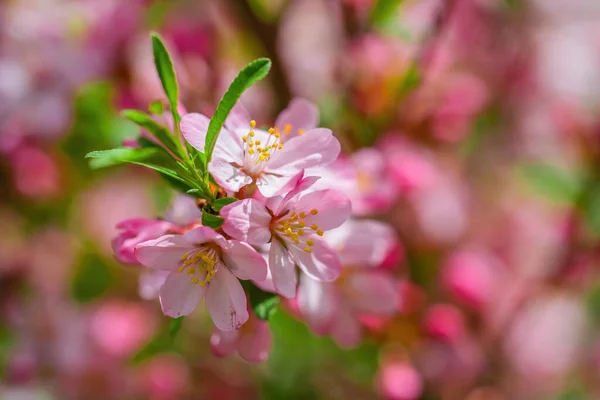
[151,33,179,115]
[121,109,179,154]
[85,148,159,169]
[204,58,272,162]
[201,209,225,229]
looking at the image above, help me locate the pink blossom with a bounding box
[296,220,399,347]
[112,219,175,265]
[10,146,62,199]
[377,361,423,400]
[423,304,466,342]
[211,313,272,363]
[180,99,340,197]
[135,227,267,330]
[220,177,351,298]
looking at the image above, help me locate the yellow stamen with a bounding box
[191,277,199,284]
[310,209,318,215]
[311,223,318,230]
[317,229,324,236]
[249,131,255,137]
[304,247,312,253]
[242,135,248,142]
[250,120,256,128]
[306,239,314,246]
[297,129,304,135]
[299,212,307,219]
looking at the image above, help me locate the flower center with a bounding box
[241,120,286,177]
[272,208,324,253]
[177,245,219,286]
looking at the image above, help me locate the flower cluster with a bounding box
[108,61,400,360]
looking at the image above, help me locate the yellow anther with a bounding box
[299,212,307,218]
[248,148,255,155]
[249,131,255,137]
[257,147,263,152]
[275,132,281,138]
[180,254,188,261]
[306,239,314,246]
[255,140,261,145]
[317,229,324,236]
[200,281,207,286]
[310,209,318,215]
[278,144,283,149]
[289,212,296,218]
[250,120,256,128]
[298,229,305,236]
[297,129,304,135]
[187,267,195,274]
[284,124,292,134]
[311,223,318,230]
[248,141,254,147]
[259,155,266,161]
[268,127,275,134]
[191,277,199,284]
[242,136,248,142]
[298,221,305,228]
[178,266,184,273]
[304,246,312,253]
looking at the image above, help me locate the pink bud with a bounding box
[377,361,423,400]
[442,251,500,310]
[112,219,173,265]
[423,304,466,342]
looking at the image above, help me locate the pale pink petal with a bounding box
[297,274,338,335]
[220,199,272,245]
[266,128,341,173]
[222,241,268,281]
[289,239,341,282]
[205,267,249,331]
[182,227,227,248]
[326,220,397,266]
[255,172,297,198]
[208,157,253,193]
[237,318,272,362]
[330,305,362,348]
[224,102,252,130]
[275,98,319,134]
[180,113,209,151]
[253,264,277,293]
[139,270,169,300]
[213,127,245,162]
[135,235,195,271]
[210,328,238,357]
[159,272,206,317]
[164,195,203,225]
[268,239,298,299]
[295,190,351,230]
[344,271,398,315]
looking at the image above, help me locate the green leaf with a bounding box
[202,209,225,229]
[169,317,185,340]
[243,281,280,320]
[121,109,178,154]
[211,197,238,212]
[519,163,582,205]
[149,100,165,115]
[71,252,113,303]
[583,185,600,236]
[151,33,179,117]
[370,0,404,27]
[130,337,169,365]
[85,148,159,169]
[204,58,272,162]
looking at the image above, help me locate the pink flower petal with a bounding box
[139,270,169,300]
[297,275,338,335]
[205,267,249,331]
[289,239,341,282]
[210,328,238,357]
[275,98,319,135]
[255,172,297,198]
[182,227,227,248]
[326,220,397,266]
[268,239,298,299]
[267,128,341,174]
[344,271,398,315]
[330,305,362,348]
[237,318,272,363]
[220,199,272,245]
[224,102,252,130]
[159,272,206,317]
[208,157,253,193]
[135,235,195,270]
[180,113,209,151]
[295,189,351,231]
[222,241,268,281]
[213,127,245,163]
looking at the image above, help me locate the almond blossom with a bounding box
[220,176,351,298]
[210,312,272,363]
[180,99,340,197]
[297,219,399,347]
[134,227,267,330]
